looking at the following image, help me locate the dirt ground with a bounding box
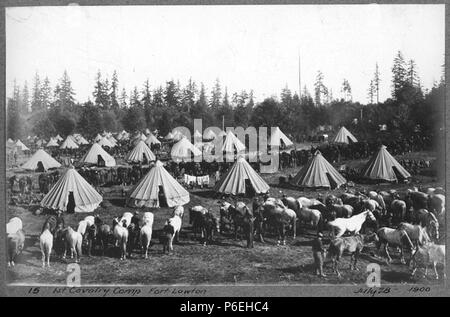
[6,151,445,286]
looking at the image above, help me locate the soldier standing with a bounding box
[312,232,326,277]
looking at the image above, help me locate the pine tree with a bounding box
[374,63,381,103]
[54,70,75,109]
[391,51,407,99]
[130,86,141,108]
[93,71,109,108]
[209,79,222,109]
[110,71,120,110]
[182,78,197,113]
[368,80,375,104]
[119,88,128,108]
[21,81,30,114]
[164,80,180,108]
[341,79,352,102]
[31,72,42,112]
[152,86,165,108]
[314,71,327,106]
[407,59,419,87]
[40,77,52,109]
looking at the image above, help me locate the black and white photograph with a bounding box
[3,2,448,296]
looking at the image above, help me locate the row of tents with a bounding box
[36,143,410,213]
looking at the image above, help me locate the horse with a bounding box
[173,205,185,219]
[220,201,254,241]
[112,218,129,260]
[327,233,379,277]
[327,203,353,219]
[7,229,25,267]
[376,227,414,264]
[327,210,376,238]
[61,227,82,263]
[197,212,220,246]
[297,207,322,228]
[397,222,431,247]
[140,212,154,258]
[410,243,446,280]
[163,215,182,252]
[428,194,445,223]
[120,212,133,228]
[412,209,439,241]
[39,228,53,268]
[390,199,407,224]
[258,200,297,245]
[7,217,23,235]
[190,205,209,237]
[298,197,324,209]
[89,223,111,256]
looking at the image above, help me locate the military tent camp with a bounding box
[15,140,30,151]
[60,136,79,149]
[171,137,202,162]
[79,143,116,167]
[107,135,117,147]
[214,157,270,195]
[97,137,115,148]
[40,167,103,213]
[291,150,347,189]
[333,126,358,144]
[55,134,63,142]
[126,140,156,163]
[127,160,190,208]
[269,127,294,148]
[221,130,246,153]
[21,149,61,171]
[145,134,161,146]
[46,138,59,147]
[360,145,411,182]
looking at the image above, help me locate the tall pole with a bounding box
[222,115,225,131]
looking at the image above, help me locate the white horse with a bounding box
[84,215,95,227]
[173,205,184,218]
[327,210,376,238]
[376,227,414,264]
[39,228,53,268]
[410,243,446,280]
[113,218,129,260]
[298,197,324,208]
[164,215,182,252]
[77,220,89,236]
[62,227,83,263]
[120,212,133,228]
[397,222,431,247]
[140,212,154,259]
[7,217,23,235]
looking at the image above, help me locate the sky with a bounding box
[5,4,445,104]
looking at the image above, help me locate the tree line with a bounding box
[7,50,444,145]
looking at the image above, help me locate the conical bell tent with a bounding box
[360,145,411,182]
[21,149,61,171]
[40,167,103,213]
[171,137,202,162]
[269,127,294,147]
[214,157,270,196]
[291,150,347,189]
[127,160,190,208]
[60,136,79,149]
[79,143,116,167]
[333,126,357,144]
[126,140,156,163]
[46,138,59,147]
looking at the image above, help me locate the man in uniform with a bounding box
[312,232,326,277]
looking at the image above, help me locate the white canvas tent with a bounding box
[60,136,79,149]
[221,130,246,153]
[46,138,59,147]
[97,137,115,148]
[269,127,294,147]
[145,134,161,146]
[40,167,103,213]
[203,129,217,140]
[79,143,116,167]
[76,135,90,145]
[171,137,202,162]
[21,149,61,171]
[333,126,358,144]
[55,134,63,142]
[128,160,190,208]
[126,140,156,163]
[15,140,30,151]
[360,145,411,182]
[214,157,270,195]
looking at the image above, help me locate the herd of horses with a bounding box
[6,185,446,280]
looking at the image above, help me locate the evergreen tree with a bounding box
[210,78,222,109]
[119,88,128,108]
[374,62,381,103]
[110,71,120,110]
[164,80,180,108]
[40,77,52,110]
[54,70,76,110]
[368,79,375,104]
[31,72,42,113]
[314,71,328,106]
[21,81,30,114]
[7,96,22,140]
[93,71,109,107]
[391,51,407,99]
[341,79,352,102]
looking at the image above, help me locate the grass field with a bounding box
[6,151,445,286]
